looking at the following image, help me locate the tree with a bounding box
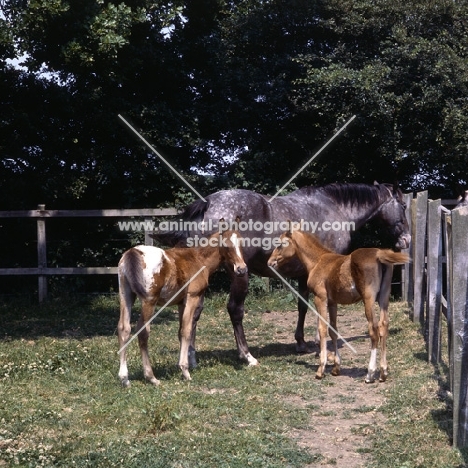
[288,0,468,195]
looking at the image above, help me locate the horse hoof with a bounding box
[121,378,131,388]
[148,377,161,386]
[295,342,309,354]
[331,368,340,376]
[245,353,259,366]
[315,373,324,380]
[379,368,388,382]
[365,377,376,384]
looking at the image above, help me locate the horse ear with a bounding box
[392,180,400,194]
[373,181,379,186]
[235,215,241,223]
[287,220,293,236]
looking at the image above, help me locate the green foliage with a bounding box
[2,0,468,291]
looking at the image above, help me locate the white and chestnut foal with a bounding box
[268,228,409,383]
[117,228,247,386]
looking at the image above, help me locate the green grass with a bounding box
[0,292,320,467]
[0,292,467,467]
[368,305,468,468]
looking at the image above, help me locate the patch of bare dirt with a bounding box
[262,306,387,467]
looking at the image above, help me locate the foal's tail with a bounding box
[119,249,148,300]
[376,250,410,265]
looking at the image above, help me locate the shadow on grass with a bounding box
[0,296,179,341]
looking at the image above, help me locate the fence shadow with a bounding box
[0,295,179,341]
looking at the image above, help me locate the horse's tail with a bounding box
[376,250,410,265]
[150,198,210,247]
[119,248,148,300]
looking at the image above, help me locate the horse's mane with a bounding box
[294,183,390,207]
[180,198,209,221]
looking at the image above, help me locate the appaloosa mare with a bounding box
[268,228,409,382]
[118,228,247,386]
[152,182,411,368]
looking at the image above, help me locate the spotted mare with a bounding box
[117,228,247,386]
[268,228,409,382]
[152,182,411,368]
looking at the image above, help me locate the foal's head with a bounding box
[267,231,296,270]
[217,229,248,276]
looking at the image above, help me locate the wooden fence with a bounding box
[406,193,468,448]
[0,205,178,302]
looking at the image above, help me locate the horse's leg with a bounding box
[314,295,329,379]
[188,294,205,369]
[227,272,258,366]
[328,303,341,376]
[178,297,200,380]
[136,301,160,386]
[363,294,379,384]
[378,264,393,382]
[295,276,311,353]
[117,279,135,387]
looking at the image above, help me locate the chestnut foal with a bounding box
[117,229,247,386]
[268,228,409,383]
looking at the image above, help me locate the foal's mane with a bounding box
[294,183,391,207]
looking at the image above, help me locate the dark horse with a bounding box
[153,182,411,368]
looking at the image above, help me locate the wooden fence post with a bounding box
[426,199,442,363]
[449,205,468,448]
[144,218,154,246]
[412,191,428,323]
[402,192,413,304]
[37,204,47,302]
[444,211,454,393]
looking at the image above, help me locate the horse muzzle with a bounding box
[235,265,248,276]
[267,259,278,270]
[396,233,411,250]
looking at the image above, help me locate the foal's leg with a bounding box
[314,295,329,379]
[188,294,205,369]
[117,279,135,387]
[136,301,160,386]
[295,276,311,353]
[227,272,258,366]
[363,295,379,384]
[377,265,393,382]
[328,303,341,376]
[178,297,200,380]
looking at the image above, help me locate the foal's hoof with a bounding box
[180,366,192,381]
[147,377,161,386]
[121,378,131,388]
[379,367,388,382]
[315,373,324,380]
[331,367,340,376]
[365,377,376,384]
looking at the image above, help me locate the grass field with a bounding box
[0,289,467,467]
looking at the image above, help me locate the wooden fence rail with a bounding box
[0,205,178,302]
[407,194,468,448]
